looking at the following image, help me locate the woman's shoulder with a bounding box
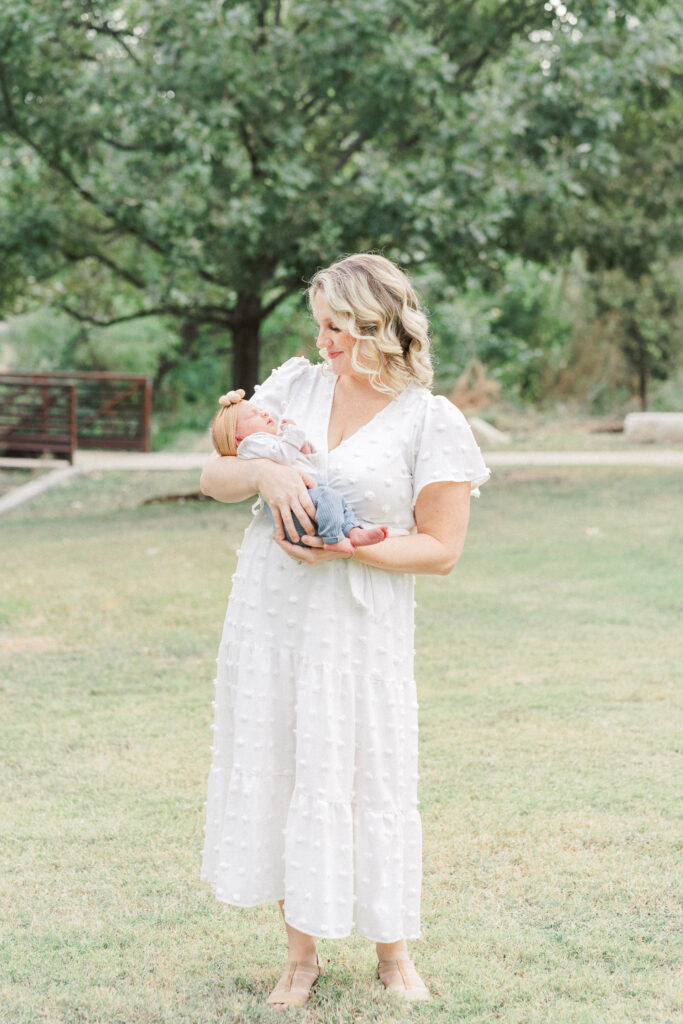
[398,385,476,451]
[403,384,470,422]
[251,356,321,405]
[402,384,492,496]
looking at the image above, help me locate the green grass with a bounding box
[1,467,681,1024]
[0,467,48,499]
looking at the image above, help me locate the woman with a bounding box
[199,253,491,1007]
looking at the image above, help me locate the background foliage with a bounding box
[0,0,681,433]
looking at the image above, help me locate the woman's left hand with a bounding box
[273,534,353,564]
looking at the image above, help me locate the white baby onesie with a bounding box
[237,421,319,475]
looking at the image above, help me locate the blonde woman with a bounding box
[200,253,491,1008]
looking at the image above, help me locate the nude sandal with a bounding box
[377,956,432,1001]
[266,951,324,1007]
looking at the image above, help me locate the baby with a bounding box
[210,389,387,554]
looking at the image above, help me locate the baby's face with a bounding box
[235,401,277,442]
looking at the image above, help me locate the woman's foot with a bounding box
[377,956,431,1001]
[269,901,322,1008]
[348,525,388,547]
[266,951,324,1008]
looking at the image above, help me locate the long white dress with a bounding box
[200,356,491,942]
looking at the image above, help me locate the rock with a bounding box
[467,416,511,445]
[623,412,683,443]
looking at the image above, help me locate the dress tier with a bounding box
[200,357,491,941]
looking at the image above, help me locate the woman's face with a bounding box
[312,291,358,378]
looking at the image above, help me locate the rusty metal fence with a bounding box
[0,378,77,462]
[0,371,152,460]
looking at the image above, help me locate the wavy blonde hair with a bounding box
[307,253,433,396]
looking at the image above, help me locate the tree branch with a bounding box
[1,65,231,290]
[98,134,144,152]
[262,282,301,318]
[57,300,234,328]
[71,18,143,66]
[56,304,176,327]
[62,247,147,290]
[236,115,264,178]
[333,132,372,174]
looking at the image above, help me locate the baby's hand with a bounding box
[300,441,314,454]
[281,417,296,426]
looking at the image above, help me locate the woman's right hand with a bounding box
[254,461,318,543]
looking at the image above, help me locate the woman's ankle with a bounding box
[288,945,318,964]
[376,940,408,961]
[279,900,318,962]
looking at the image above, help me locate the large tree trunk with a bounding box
[232,296,263,396]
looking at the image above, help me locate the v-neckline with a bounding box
[324,372,398,454]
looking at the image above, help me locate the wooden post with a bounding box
[141,377,152,452]
[67,384,77,463]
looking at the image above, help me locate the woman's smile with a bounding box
[311,292,356,373]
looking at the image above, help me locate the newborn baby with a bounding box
[210,389,387,554]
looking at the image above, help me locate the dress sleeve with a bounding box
[249,356,313,421]
[412,394,492,505]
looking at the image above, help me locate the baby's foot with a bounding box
[348,525,388,547]
[323,538,355,555]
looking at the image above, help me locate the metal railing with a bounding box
[0,371,152,455]
[0,379,77,462]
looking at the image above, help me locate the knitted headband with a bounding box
[218,388,245,408]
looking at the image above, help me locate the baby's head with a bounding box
[211,390,277,456]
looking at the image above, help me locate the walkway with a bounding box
[1,447,681,518]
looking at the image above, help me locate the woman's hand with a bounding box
[255,461,319,543]
[273,534,354,564]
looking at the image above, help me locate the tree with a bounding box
[592,266,682,410]
[0,0,567,394]
[478,2,683,404]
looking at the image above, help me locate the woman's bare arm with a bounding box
[290,480,471,575]
[351,481,470,574]
[200,452,319,539]
[200,451,263,502]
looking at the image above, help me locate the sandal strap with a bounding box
[266,953,323,1005]
[377,956,431,999]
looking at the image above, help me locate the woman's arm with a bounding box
[286,480,471,575]
[200,451,264,503]
[350,481,470,574]
[200,452,319,539]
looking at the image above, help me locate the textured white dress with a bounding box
[200,356,491,942]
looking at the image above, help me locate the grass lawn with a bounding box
[0,467,48,499]
[1,466,681,1024]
